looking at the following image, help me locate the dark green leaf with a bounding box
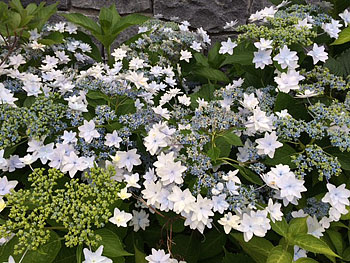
[207,146,221,161]
[219,131,243,146]
[95,228,133,258]
[264,143,297,168]
[76,244,83,263]
[61,13,101,35]
[192,67,229,83]
[172,233,201,263]
[39,31,64,45]
[324,48,350,78]
[325,148,350,170]
[294,258,319,263]
[274,92,310,120]
[220,53,254,67]
[327,230,343,255]
[199,230,226,260]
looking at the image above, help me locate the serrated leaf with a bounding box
[219,131,243,146]
[324,48,350,78]
[220,53,254,67]
[61,13,101,35]
[327,230,343,255]
[266,246,293,263]
[293,234,339,258]
[288,217,308,238]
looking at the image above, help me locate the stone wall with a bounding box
[8,0,273,44]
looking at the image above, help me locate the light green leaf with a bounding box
[61,13,101,35]
[332,27,350,45]
[293,234,339,258]
[134,244,147,263]
[288,217,308,238]
[194,53,209,67]
[76,244,83,263]
[271,217,289,237]
[111,14,149,36]
[266,246,293,263]
[294,258,319,263]
[220,53,254,67]
[95,229,133,258]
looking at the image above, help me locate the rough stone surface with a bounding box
[3,0,70,10]
[71,0,151,14]
[154,0,251,33]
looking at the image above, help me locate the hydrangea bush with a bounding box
[1,0,350,262]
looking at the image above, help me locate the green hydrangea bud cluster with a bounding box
[236,15,317,47]
[300,66,350,95]
[292,144,342,180]
[0,93,67,149]
[0,166,122,254]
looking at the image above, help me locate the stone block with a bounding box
[153,0,251,33]
[71,0,151,14]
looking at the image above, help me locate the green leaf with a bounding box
[327,230,343,255]
[156,212,185,233]
[172,234,201,263]
[208,42,225,69]
[39,31,64,45]
[223,251,254,263]
[231,233,274,263]
[266,246,293,263]
[220,53,254,67]
[99,4,120,34]
[194,53,209,67]
[324,148,350,170]
[61,13,101,35]
[288,217,308,238]
[294,257,319,263]
[271,217,289,237]
[53,246,76,263]
[95,228,133,258]
[232,165,263,185]
[324,48,350,78]
[219,131,243,146]
[86,90,110,101]
[274,92,310,120]
[332,27,350,45]
[111,14,149,36]
[30,2,58,30]
[293,234,339,258]
[17,231,61,263]
[343,246,350,261]
[192,67,229,83]
[264,143,297,168]
[199,230,226,260]
[134,244,147,263]
[76,244,83,263]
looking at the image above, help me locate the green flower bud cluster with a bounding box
[0,166,122,254]
[300,66,350,95]
[292,144,342,180]
[236,15,317,47]
[0,93,67,149]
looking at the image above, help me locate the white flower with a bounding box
[293,246,307,261]
[142,181,162,206]
[83,245,112,263]
[0,198,6,212]
[61,130,77,145]
[322,183,350,216]
[105,131,122,148]
[219,38,237,55]
[145,249,171,263]
[266,199,283,223]
[180,50,192,62]
[238,210,271,242]
[0,176,18,196]
[61,152,89,178]
[295,89,319,98]
[155,157,187,185]
[276,174,307,205]
[307,43,328,64]
[124,173,141,189]
[111,48,127,60]
[190,194,214,224]
[274,69,305,93]
[78,120,100,143]
[223,20,238,30]
[0,150,7,170]
[218,212,241,234]
[168,186,196,214]
[240,93,259,110]
[295,18,312,30]
[273,45,299,69]
[178,94,191,106]
[5,256,15,263]
[19,154,37,165]
[126,71,149,89]
[0,84,18,107]
[307,215,325,238]
[253,49,272,69]
[190,41,202,52]
[322,19,342,39]
[117,187,132,200]
[111,149,141,172]
[144,128,168,155]
[108,208,132,227]
[130,210,150,231]
[246,107,274,133]
[152,106,170,120]
[212,194,229,214]
[256,131,283,158]
[340,9,350,27]
[254,38,273,50]
[129,57,146,70]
